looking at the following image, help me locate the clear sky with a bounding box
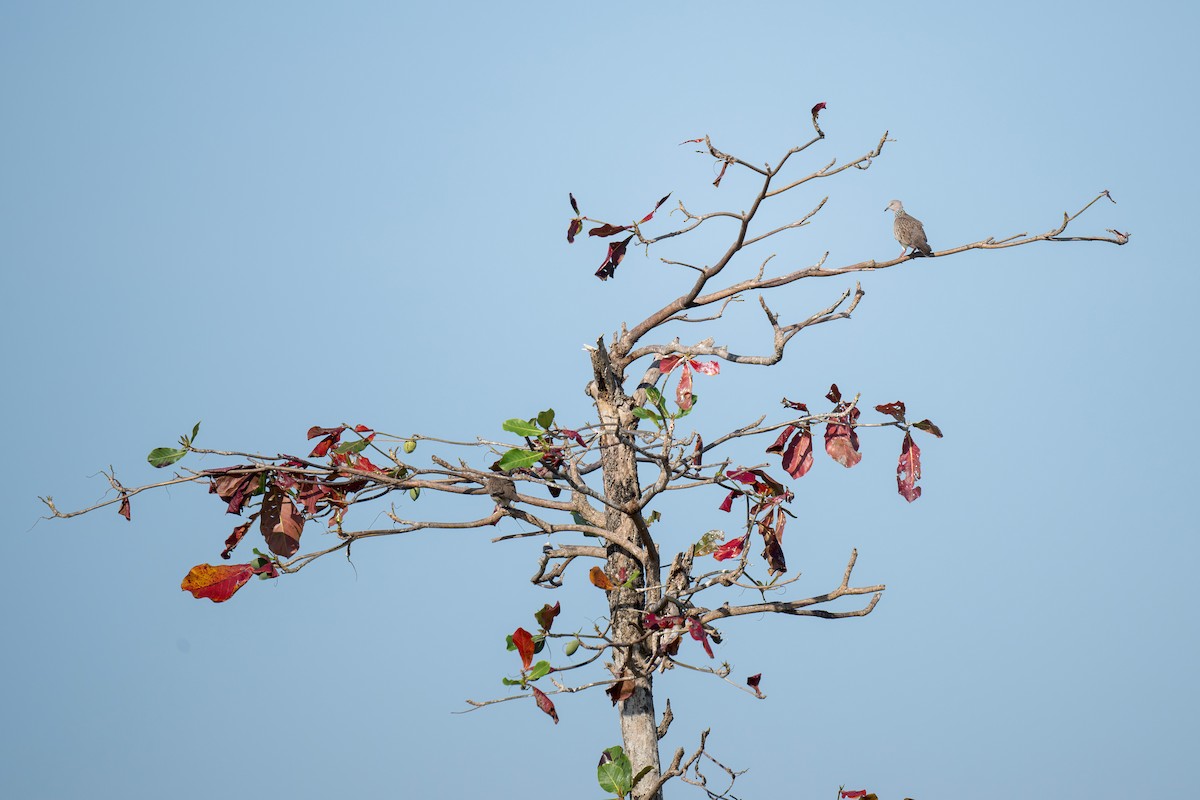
[3,2,1195,798]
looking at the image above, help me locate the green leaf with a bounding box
[501,676,524,687]
[502,418,543,437]
[191,421,201,441]
[631,765,654,790]
[693,529,725,556]
[597,746,633,796]
[644,385,667,415]
[498,448,544,471]
[537,409,556,429]
[621,569,641,589]
[335,438,369,455]
[528,660,551,680]
[147,447,187,468]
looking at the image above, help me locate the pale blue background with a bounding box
[3,2,1195,798]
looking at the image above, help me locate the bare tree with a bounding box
[42,110,1126,800]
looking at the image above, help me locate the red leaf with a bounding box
[658,355,682,373]
[534,602,561,632]
[676,364,694,410]
[718,489,738,512]
[825,384,843,404]
[595,235,633,281]
[588,223,631,238]
[644,613,684,630]
[747,673,764,698]
[531,686,559,724]
[606,678,636,706]
[897,432,922,502]
[220,521,252,560]
[639,193,672,223]
[306,425,345,440]
[589,566,615,591]
[781,397,809,413]
[913,418,944,438]
[725,469,756,485]
[693,435,703,468]
[180,562,275,603]
[688,359,720,376]
[824,406,862,469]
[811,101,827,118]
[781,429,814,478]
[296,480,331,515]
[208,470,259,515]
[567,218,582,243]
[559,428,587,447]
[118,493,131,521]
[260,488,304,558]
[679,137,705,144]
[766,425,796,454]
[353,424,372,433]
[687,617,714,658]
[512,627,535,671]
[874,401,906,422]
[842,792,867,799]
[569,193,580,215]
[712,535,748,561]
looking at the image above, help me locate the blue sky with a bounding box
[2,2,1195,798]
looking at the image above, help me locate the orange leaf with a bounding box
[180,563,256,603]
[512,627,535,671]
[589,566,615,591]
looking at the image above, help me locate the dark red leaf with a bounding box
[220,521,252,560]
[676,364,694,410]
[759,508,787,576]
[644,613,684,630]
[897,432,922,503]
[687,617,714,658]
[353,424,372,433]
[595,235,633,281]
[725,469,756,485]
[260,487,304,557]
[875,401,906,422]
[639,193,672,223]
[781,429,814,479]
[782,397,809,413]
[693,435,703,468]
[209,471,259,515]
[718,489,738,512]
[588,223,631,238]
[569,193,580,215]
[567,218,582,243]
[534,602,561,632]
[811,101,827,118]
[118,493,131,521]
[825,383,842,404]
[913,418,944,438]
[306,425,345,441]
[713,159,729,188]
[766,425,797,454]
[296,480,330,515]
[531,686,559,724]
[747,673,764,698]
[712,535,748,561]
[512,627,535,671]
[606,678,636,706]
[559,428,587,447]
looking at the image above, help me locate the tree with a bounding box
[41,109,1126,800]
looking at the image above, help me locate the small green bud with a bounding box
[564,638,580,656]
[403,439,417,454]
[409,487,421,500]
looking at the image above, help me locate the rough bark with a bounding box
[589,338,663,800]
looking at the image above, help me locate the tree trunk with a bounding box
[590,340,663,800]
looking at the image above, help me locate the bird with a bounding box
[886,199,933,258]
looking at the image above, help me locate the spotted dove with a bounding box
[886,199,932,257]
